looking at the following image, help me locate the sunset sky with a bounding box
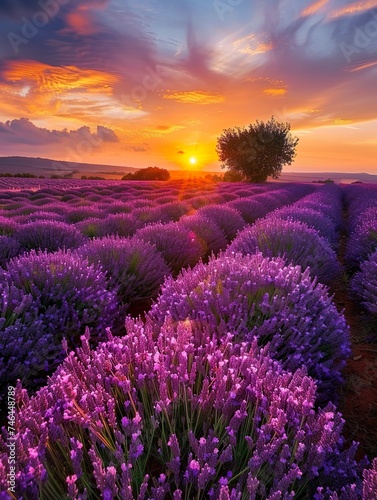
[0,0,376,173]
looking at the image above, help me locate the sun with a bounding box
[189,157,197,165]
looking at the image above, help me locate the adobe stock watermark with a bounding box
[340,10,377,63]
[66,129,108,164]
[119,65,164,110]
[8,0,70,55]
[50,126,112,175]
[6,386,17,495]
[213,0,245,21]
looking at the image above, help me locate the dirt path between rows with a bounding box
[334,209,377,461]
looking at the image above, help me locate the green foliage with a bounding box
[0,172,38,178]
[81,175,105,180]
[204,173,223,182]
[223,170,244,182]
[122,167,170,181]
[216,116,299,182]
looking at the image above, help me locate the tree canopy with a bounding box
[122,167,170,181]
[216,116,299,182]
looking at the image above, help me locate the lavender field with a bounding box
[0,179,377,499]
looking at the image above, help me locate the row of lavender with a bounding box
[1,183,376,497]
[0,183,311,405]
[345,185,377,322]
[0,177,119,191]
[0,181,312,267]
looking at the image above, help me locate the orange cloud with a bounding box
[333,118,353,125]
[3,60,118,94]
[329,0,377,18]
[349,61,377,72]
[301,0,329,17]
[139,125,185,138]
[0,60,123,124]
[162,91,225,104]
[263,88,287,96]
[233,34,273,56]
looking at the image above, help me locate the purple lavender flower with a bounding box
[148,252,350,400]
[0,321,362,498]
[363,458,377,500]
[179,214,228,259]
[0,215,19,236]
[66,206,104,223]
[24,211,67,223]
[351,249,377,316]
[95,213,141,238]
[134,222,203,275]
[227,197,267,224]
[14,220,87,252]
[346,218,377,270]
[154,201,190,221]
[75,236,170,320]
[272,207,339,249]
[227,217,341,285]
[0,249,117,395]
[0,236,20,267]
[196,205,246,242]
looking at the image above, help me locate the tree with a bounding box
[223,170,244,182]
[216,116,299,182]
[122,167,170,181]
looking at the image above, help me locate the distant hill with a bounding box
[0,156,139,178]
[276,171,377,184]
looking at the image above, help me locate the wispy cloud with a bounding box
[162,91,225,104]
[301,0,329,17]
[264,88,287,96]
[329,0,377,18]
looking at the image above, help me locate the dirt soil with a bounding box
[334,224,377,461]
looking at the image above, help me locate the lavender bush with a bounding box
[197,205,246,242]
[0,321,362,498]
[227,218,341,285]
[0,216,18,236]
[135,222,203,275]
[101,201,133,214]
[346,219,377,270]
[24,210,66,223]
[155,201,191,221]
[350,205,377,234]
[192,194,226,208]
[227,198,266,224]
[66,207,105,223]
[272,207,339,249]
[132,207,169,226]
[179,214,228,259]
[363,458,377,500]
[0,250,117,394]
[296,200,343,230]
[154,194,177,204]
[75,217,105,238]
[14,221,86,252]
[76,236,170,320]
[218,192,239,202]
[75,213,140,239]
[148,253,350,401]
[0,236,20,267]
[351,249,377,316]
[345,185,377,228]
